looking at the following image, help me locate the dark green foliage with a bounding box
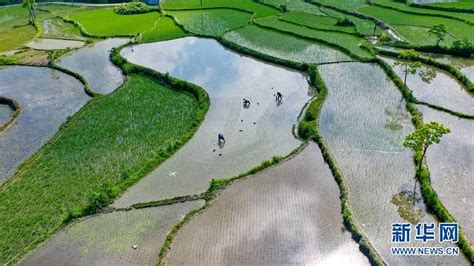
[298,65,325,140]
[114,1,153,15]
[336,17,355,26]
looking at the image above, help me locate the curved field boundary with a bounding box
[163,5,267,20]
[375,58,474,263]
[370,2,474,26]
[0,96,20,133]
[277,15,366,37]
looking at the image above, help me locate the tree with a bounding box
[403,121,450,173]
[428,24,447,46]
[393,49,421,86]
[22,0,37,25]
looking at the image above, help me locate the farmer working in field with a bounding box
[276,92,283,103]
[218,133,225,144]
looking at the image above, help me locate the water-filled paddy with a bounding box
[20,201,204,265]
[165,143,369,265]
[0,66,89,184]
[318,62,466,265]
[0,104,13,128]
[115,37,310,207]
[27,38,84,50]
[41,18,85,40]
[58,38,129,94]
[381,56,474,115]
[223,25,351,64]
[417,105,474,242]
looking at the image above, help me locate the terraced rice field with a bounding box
[41,18,85,40]
[165,143,369,265]
[140,16,187,43]
[417,105,474,242]
[263,0,327,15]
[381,56,474,115]
[167,9,252,36]
[21,201,204,265]
[224,25,351,64]
[58,38,129,94]
[27,38,84,50]
[0,66,89,183]
[0,103,13,127]
[115,37,310,207]
[318,62,467,265]
[280,12,359,34]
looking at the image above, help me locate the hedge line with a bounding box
[0,96,21,132]
[375,57,474,263]
[157,143,307,265]
[377,49,473,93]
[48,63,98,97]
[297,65,386,265]
[370,2,474,26]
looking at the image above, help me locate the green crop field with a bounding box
[141,16,188,43]
[67,8,159,36]
[280,12,358,34]
[371,0,474,24]
[427,1,474,10]
[359,5,474,46]
[315,0,368,11]
[255,16,373,59]
[263,0,327,15]
[41,17,84,40]
[162,0,278,18]
[167,8,251,36]
[0,75,200,264]
[320,7,381,35]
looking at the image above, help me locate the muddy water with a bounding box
[319,62,467,265]
[20,201,204,266]
[27,38,84,50]
[166,143,369,265]
[0,104,13,127]
[58,38,129,94]
[115,37,310,207]
[0,66,89,184]
[380,56,474,115]
[417,105,474,242]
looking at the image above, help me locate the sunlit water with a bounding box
[58,38,129,94]
[0,104,13,127]
[417,105,474,242]
[114,37,310,207]
[319,62,467,265]
[27,38,84,50]
[381,56,474,115]
[0,66,89,184]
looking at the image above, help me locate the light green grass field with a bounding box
[67,8,159,36]
[162,0,278,18]
[0,16,36,52]
[41,17,84,40]
[167,9,251,36]
[0,6,28,23]
[0,75,200,264]
[358,5,474,46]
[320,7,381,35]
[280,12,358,34]
[263,0,327,15]
[255,16,373,59]
[315,0,368,11]
[141,16,188,43]
[427,1,474,10]
[372,0,474,23]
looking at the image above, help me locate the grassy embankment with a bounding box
[0,74,208,264]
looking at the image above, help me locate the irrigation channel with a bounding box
[0,66,89,184]
[318,62,468,265]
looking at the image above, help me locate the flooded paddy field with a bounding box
[0,66,89,184]
[223,25,351,64]
[165,143,369,265]
[318,62,467,265]
[115,37,310,207]
[20,201,204,266]
[27,38,84,50]
[381,56,474,115]
[41,18,85,40]
[417,105,474,242]
[57,38,129,94]
[0,103,13,127]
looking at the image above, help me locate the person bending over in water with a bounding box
[243,98,251,108]
[276,92,283,103]
[218,133,225,144]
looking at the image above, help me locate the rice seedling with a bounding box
[140,16,188,43]
[280,11,358,34]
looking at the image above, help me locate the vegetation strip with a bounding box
[0,96,20,132]
[114,194,204,212]
[375,57,474,263]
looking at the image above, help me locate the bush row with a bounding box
[393,40,474,58]
[0,96,21,132]
[113,1,154,15]
[297,65,324,139]
[375,58,474,263]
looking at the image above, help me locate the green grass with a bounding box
[67,8,159,36]
[255,16,373,59]
[315,0,368,11]
[372,0,474,23]
[141,16,188,43]
[38,3,89,16]
[0,18,37,52]
[263,0,327,15]
[280,12,358,34]
[0,75,201,264]
[0,6,28,23]
[167,8,251,36]
[427,1,474,10]
[358,5,474,46]
[41,17,84,40]
[320,7,381,35]
[162,0,279,18]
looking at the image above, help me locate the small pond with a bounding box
[58,38,129,94]
[0,66,89,184]
[114,37,310,207]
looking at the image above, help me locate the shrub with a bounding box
[336,17,355,26]
[113,1,153,15]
